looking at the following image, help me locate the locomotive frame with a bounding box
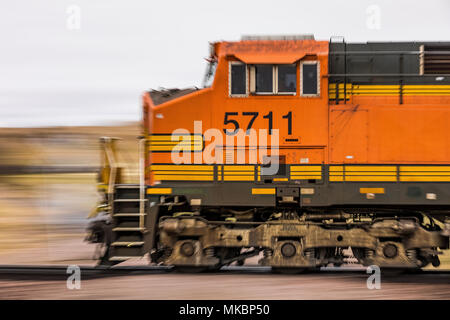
[87,35,450,271]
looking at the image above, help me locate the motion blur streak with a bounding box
[0,125,138,265]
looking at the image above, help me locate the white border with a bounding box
[300,61,320,97]
[229,61,248,97]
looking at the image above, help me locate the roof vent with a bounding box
[421,45,450,74]
[241,34,314,41]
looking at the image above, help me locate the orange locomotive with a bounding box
[89,35,450,271]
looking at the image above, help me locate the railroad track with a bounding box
[0,264,449,279]
[0,265,172,279]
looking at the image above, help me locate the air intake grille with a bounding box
[423,45,450,74]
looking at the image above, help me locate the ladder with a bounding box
[108,184,148,262]
[94,137,159,263]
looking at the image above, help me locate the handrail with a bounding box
[88,137,122,219]
[138,137,146,230]
[100,137,122,195]
[330,51,450,55]
[329,73,450,77]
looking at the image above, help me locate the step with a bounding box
[114,199,147,202]
[114,185,143,199]
[109,256,142,261]
[114,236,144,242]
[115,184,140,189]
[114,221,141,229]
[111,241,144,247]
[113,202,143,214]
[110,246,143,257]
[112,227,144,232]
[113,213,147,217]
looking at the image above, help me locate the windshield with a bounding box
[202,59,217,88]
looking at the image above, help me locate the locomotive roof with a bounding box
[213,39,329,64]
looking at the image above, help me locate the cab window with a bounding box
[230,63,247,96]
[250,64,297,95]
[301,62,320,96]
[255,65,274,93]
[278,64,297,93]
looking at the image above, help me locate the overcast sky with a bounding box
[1,0,450,127]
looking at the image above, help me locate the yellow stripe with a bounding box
[400,166,450,172]
[273,178,288,182]
[332,84,450,90]
[149,135,202,141]
[406,85,450,89]
[149,146,177,151]
[147,188,172,194]
[223,176,255,181]
[400,172,450,176]
[329,84,450,97]
[360,188,385,194]
[252,188,276,195]
[151,165,213,171]
[223,172,254,175]
[404,90,450,93]
[224,165,255,171]
[290,166,322,171]
[149,135,203,152]
[344,166,397,172]
[330,166,344,172]
[329,95,351,99]
[291,175,322,180]
[329,176,344,181]
[352,93,450,96]
[344,176,397,182]
[150,145,202,151]
[291,173,322,177]
[223,175,255,178]
[152,171,212,175]
[150,141,202,146]
[153,175,213,181]
[290,173,322,176]
[404,93,450,96]
[400,176,450,182]
[345,172,396,176]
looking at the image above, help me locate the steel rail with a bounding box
[0,265,449,277]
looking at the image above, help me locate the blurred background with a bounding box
[1,0,450,267]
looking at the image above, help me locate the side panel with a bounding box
[330,108,368,163]
[329,104,450,164]
[374,106,450,163]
